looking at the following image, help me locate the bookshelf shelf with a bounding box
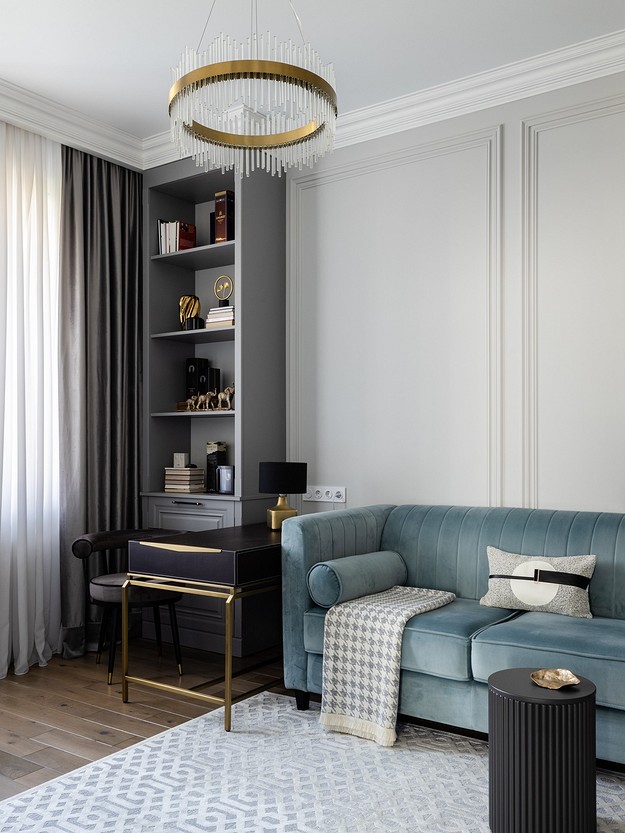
[151,410,235,418]
[151,240,235,271]
[151,327,235,344]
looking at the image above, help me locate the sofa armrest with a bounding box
[281,504,395,692]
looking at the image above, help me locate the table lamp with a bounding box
[259,461,308,530]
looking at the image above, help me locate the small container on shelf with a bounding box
[206,442,227,493]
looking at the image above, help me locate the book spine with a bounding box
[157,221,196,253]
[215,190,235,243]
[178,222,196,250]
[186,357,209,398]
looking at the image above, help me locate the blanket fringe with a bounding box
[320,712,397,747]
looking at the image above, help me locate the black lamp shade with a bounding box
[259,462,307,495]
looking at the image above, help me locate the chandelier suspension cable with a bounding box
[196,0,218,52]
[288,0,307,44]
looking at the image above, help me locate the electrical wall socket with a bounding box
[303,485,347,503]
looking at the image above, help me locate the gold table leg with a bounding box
[121,576,280,731]
[224,593,234,732]
[121,579,129,702]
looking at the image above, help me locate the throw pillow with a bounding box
[480,546,596,618]
[307,550,407,608]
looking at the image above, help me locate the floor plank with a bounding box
[0,639,287,798]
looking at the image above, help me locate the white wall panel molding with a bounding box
[288,125,503,505]
[521,93,625,508]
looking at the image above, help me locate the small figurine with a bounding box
[216,385,235,410]
[185,394,198,411]
[196,390,217,410]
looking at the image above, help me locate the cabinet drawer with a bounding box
[143,495,235,531]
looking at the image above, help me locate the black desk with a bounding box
[121,524,282,731]
[488,667,596,833]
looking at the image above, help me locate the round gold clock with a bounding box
[214,275,233,303]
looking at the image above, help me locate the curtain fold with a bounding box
[0,123,63,677]
[59,148,143,656]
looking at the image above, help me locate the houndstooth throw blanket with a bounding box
[320,586,456,747]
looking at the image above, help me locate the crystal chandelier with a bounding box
[168,1,337,178]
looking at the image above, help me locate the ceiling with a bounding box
[1,0,625,141]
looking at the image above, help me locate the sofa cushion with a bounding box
[400,600,518,681]
[480,547,596,618]
[306,550,407,608]
[472,611,625,710]
[303,598,517,681]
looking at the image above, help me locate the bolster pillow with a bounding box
[306,550,408,608]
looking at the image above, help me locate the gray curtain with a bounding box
[59,147,143,656]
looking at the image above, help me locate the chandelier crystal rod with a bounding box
[168,1,337,178]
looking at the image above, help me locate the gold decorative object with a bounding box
[168,1,337,178]
[179,387,233,412]
[530,668,581,689]
[179,294,200,328]
[214,275,233,303]
[195,390,217,410]
[216,385,235,410]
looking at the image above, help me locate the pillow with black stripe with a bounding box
[479,546,596,618]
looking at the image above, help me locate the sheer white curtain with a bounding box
[0,122,62,677]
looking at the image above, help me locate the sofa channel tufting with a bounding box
[281,504,625,765]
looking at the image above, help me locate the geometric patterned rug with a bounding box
[1,693,624,833]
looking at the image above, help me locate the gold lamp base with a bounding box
[267,495,298,530]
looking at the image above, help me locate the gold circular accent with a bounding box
[187,119,324,150]
[214,275,233,302]
[168,59,338,113]
[169,58,337,152]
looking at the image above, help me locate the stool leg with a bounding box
[153,605,163,656]
[96,606,110,665]
[167,601,183,676]
[107,605,119,685]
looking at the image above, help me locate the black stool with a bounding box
[72,528,184,684]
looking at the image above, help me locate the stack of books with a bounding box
[164,467,205,493]
[157,220,196,254]
[205,305,235,328]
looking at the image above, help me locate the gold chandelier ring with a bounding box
[185,119,326,149]
[168,59,338,114]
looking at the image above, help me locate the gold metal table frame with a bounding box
[121,572,282,731]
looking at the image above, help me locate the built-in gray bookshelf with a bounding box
[141,157,287,538]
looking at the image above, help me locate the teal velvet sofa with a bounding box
[281,504,625,765]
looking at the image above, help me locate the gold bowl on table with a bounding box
[530,668,580,689]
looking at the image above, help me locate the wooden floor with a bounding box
[0,639,287,801]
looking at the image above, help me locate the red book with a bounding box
[178,222,196,250]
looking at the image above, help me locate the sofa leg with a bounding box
[295,690,310,711]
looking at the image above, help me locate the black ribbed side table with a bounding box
[488,668,596,833]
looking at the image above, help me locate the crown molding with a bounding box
[1,29,624,170]
[141,132,181,169]
[335,29,625,148]
[0,78,145,170]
